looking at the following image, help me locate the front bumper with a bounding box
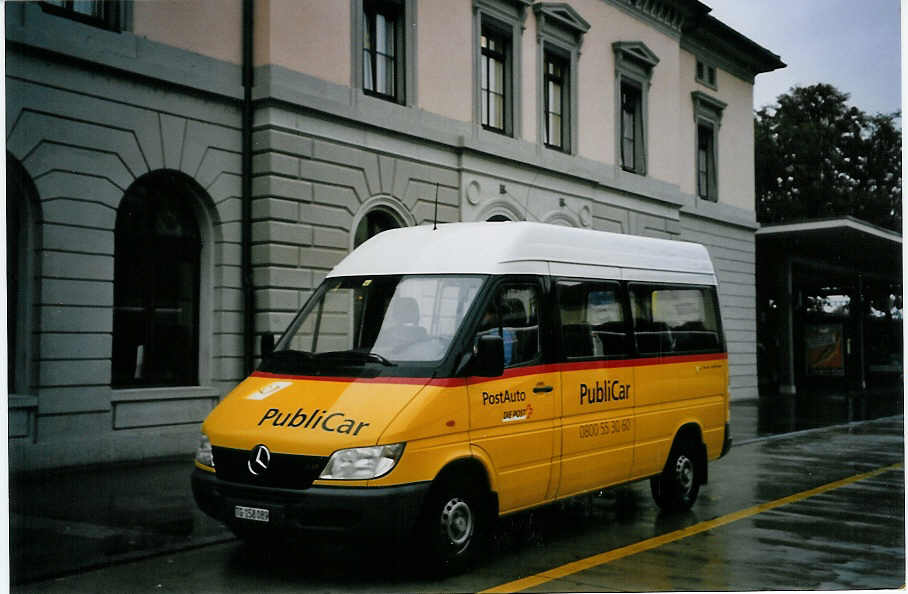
[191,468,431,545]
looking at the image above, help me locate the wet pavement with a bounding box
[730,386,904,444]
[9,387,904,590]
[9,459,233,585]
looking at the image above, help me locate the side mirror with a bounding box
[260,332,275,358]
[473,334,504,377]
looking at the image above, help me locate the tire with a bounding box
[650,440,700,512]
[419,480,486,573]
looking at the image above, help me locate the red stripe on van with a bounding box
[251,352,727,386]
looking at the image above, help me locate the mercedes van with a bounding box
[192,222,732,568]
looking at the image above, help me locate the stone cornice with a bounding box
[600,0,711,39]
[682,14,785,81]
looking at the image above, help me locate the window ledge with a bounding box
[111,385,221,403]
[9,394,38,409]
[696,78,718,92]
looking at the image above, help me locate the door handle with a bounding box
[533,384,553,394]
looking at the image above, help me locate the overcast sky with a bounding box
[703,0,901,116]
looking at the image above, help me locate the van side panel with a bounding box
[558,362,635,498]
[467,368,559,513]
[630,355,728,479]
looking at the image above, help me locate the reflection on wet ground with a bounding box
[731,386,903,443]
[9,460,232,585]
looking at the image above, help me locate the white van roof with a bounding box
[328,222,717,285]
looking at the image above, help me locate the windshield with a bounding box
[273,275,484,366]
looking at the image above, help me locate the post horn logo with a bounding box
[247,444,271,477]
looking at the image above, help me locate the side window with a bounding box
[692,91,726,202]
[476,283,541,368]
[620,81,644,173]
[697,123,717,201]
[480,23,512,135]
[356,0,413,105]
[613,41,659,176]
[556,281,627,359]
[630,285,721,355]
[534,3,588,155]
[474,0,527,138]
[543,50,570,151]
[362,0,403,101]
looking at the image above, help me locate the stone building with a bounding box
[6,0,783,470]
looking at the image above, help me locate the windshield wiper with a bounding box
[315,351,396,367]
[258,349,316,374]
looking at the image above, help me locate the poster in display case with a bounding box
[805,323,845,376]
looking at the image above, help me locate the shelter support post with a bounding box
[778,256,797,395]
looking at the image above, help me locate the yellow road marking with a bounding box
[481,463,903,593]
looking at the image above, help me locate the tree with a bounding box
[755,84,901,232]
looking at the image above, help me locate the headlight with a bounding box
[195,433,214,468]
[319,443,405,480]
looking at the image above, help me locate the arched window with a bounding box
[487,214,512,222]
[7,167,22,392]
[353,207,403,248]
[112,172,202,387]
[7,155,40,395]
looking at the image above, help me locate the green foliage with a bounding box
[755,83,901,232]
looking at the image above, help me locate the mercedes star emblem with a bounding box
[247,444,271,477]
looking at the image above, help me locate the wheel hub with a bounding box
[440,497,473,550]
[675,455,694,493]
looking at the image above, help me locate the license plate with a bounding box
[234,505,270,523]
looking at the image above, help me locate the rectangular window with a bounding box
[696,59,717,88]
[557,281,628,359]
[544,52,568,151]
[698,123,717,201]
[363,0,402,101]
[40,0,122,30]
[481,29,509,133]
[621,82,644,173]
[630,285,722,355]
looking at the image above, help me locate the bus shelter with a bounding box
[756,217,902,397]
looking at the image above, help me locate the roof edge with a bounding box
[756,217,902,244]
[682,13,786,77]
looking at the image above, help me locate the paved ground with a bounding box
[9,388,904,591]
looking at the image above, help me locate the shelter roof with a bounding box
[756,217,902,279]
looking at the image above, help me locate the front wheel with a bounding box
[650,441,700,512]
[419,482,486,573]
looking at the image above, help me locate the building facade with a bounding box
[6,0,783,470]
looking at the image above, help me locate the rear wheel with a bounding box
[651,440,700,512]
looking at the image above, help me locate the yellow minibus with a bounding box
[192,222,732,569]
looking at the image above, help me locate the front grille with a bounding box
[212,446,328,490]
